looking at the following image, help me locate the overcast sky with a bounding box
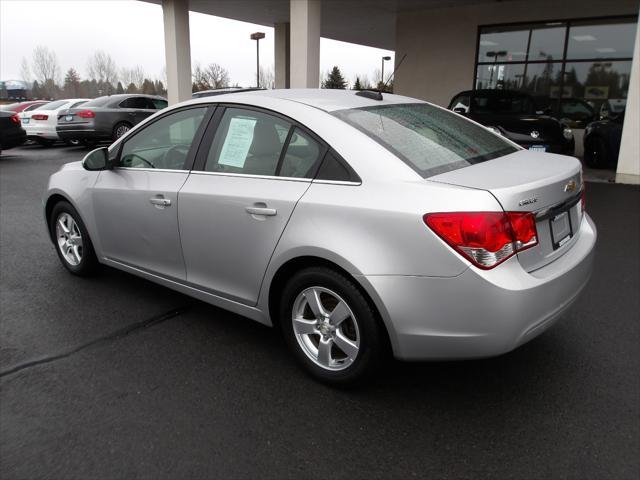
[0,0,394,88]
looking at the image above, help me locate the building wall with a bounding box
[394,0,640,106]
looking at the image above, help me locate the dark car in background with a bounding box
[583,109,625,169]
[0,111,27,155]
[56,94,168,147]
[448,89,575,155]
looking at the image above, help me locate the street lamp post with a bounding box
[250,32,265,88]
[486,50,507,88]
[381,56,391,88]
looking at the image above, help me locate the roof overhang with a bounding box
[141,0,509,50]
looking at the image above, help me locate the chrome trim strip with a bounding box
[535,191,582,221]
[188,170,312,183]
[115,167,190,173]
[312,179,362,186]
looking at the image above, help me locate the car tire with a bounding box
[279,266,386,386]
[64,139,81,146]
[50,201,98,276]
[112,122,132,141]
[584,136,611,169]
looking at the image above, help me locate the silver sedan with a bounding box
[44,89,596,385]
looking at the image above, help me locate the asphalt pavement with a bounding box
[1,144,638,479]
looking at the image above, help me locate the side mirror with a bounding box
[453,107,467,114]
[82,147,110,171]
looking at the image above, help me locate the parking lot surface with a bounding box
[1,145,639,479]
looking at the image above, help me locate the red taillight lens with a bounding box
[10,114,20,125]
[31,114,48,120]
[424,211,538,269]
[77,109,95,118]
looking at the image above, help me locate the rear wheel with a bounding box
[279,267,386,385]
[112,122,131,141]
[584,136,611,169]
[50,201,98,276]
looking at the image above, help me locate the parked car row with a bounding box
[447,89,626,169]
[0,94,168,151]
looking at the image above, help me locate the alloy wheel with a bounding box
[115,124,130,138]
[55,212,83,266]
[292,286,360,371]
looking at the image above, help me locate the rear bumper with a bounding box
[0,128,27,149]
[56,125,109,141]
[24,123,58,140]
[363,214,596,360]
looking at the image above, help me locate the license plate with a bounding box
[529,145,546,152]
[22,118,29,124]
[65,115,73,121]
[550,211,573,249]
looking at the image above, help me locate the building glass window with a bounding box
[475,16,637,128]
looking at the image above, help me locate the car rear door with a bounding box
[91,105,211,280]
[178,106,325,305]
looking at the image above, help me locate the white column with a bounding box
[162,0,192,105]
[290,0,321,88]
[274,23,290,89]
[616,12,640,185]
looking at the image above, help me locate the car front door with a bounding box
[92,106,210,279]
[178,106,325,305]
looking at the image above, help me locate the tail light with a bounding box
[10,114,20,126]
[424,212,538,269]
[31,114,48,120]
[77,110,95,118]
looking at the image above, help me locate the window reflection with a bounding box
[475,17,636,128]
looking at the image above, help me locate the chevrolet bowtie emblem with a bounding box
[564,180,577,193]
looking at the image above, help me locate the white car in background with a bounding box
[22,99,89,146]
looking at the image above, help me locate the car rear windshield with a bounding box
[332,103,519,178]
[35,100,67,111]
[81,96,113,107]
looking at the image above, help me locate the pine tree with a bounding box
[353,77,363,90]
[141,78,157,95]
[116,81,125,94]
[63,68,81,97]
[126,82,138,94]
[322,66,347,89]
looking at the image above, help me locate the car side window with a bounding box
[152,99,168,110]
[204,108,292,176]
[118,107,207,170]
[279,128,323,178]
[316,151,358,182]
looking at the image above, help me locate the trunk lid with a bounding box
[429,149,584,272]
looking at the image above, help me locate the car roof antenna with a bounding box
[355,53,407,101]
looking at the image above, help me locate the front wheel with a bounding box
[279,267,386,385]
[50,201,98,276]
[112,122,131,141]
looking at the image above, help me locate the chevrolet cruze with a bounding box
[44,89,596,385]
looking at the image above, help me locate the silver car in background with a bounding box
[56,93,168,147]
[44,89,596,385]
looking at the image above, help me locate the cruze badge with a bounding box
[530,130,540,139]
[564,180,577,193]
[518,197,538,206]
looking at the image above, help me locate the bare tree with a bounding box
[192,62,230,91]
[20,57,32,85]
[258,65,275,89]
[120,65,145,90]
[87,51,118,86]
[32,46,60,85]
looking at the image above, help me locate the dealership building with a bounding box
[144,0,640,184]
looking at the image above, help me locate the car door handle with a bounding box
[245,206,277,216]
[149,197,171,207]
